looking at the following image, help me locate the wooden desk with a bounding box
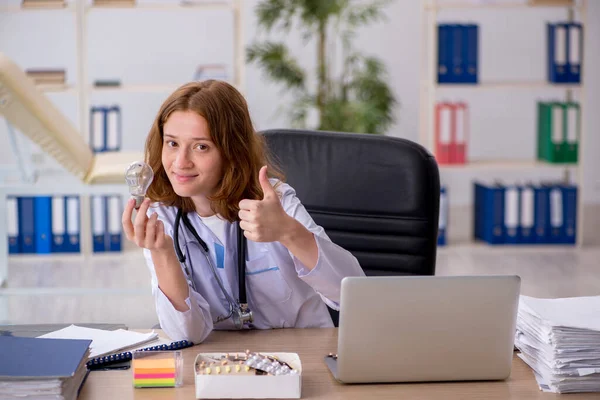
[79,328,596,399]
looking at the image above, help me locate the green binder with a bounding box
[564,102,580,163]
[537,101,566,163]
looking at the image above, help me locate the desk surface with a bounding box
[79,328,596,399]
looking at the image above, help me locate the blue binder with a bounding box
[546,184,564,244]
[51,196,66,253]
[561,184,577,244]
[64,196,80,253]
[107,195,122,252]
[547,23,569,83]
[90,106,107,153]
[18,197,36,253]
[450,24,463,83]
[91,195,106,252]
[463,24,478,84]
[438,187,447,246]
[533,185,550,244]
[503,185,520,244]
[567,22,583,83]
[473,182,505,245]
[519,185,536,244]
[105,106,122,152]
[437,24,453,83]
[7,196,20,254]
[34,196,52,254]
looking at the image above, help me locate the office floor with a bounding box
[1,245,599,328]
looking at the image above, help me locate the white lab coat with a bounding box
[143,180,365,343]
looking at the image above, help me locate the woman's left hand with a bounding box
[238,165,292,242]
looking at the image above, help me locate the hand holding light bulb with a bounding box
[125,161,154,209]
[122,161,172,253]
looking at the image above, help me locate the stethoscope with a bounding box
[173,208,253,329]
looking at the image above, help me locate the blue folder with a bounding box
[105,106,122,152]
[64,196,81,253]
[92,195,106,252]
[7,196,20,254]
[107,195,123,252]
[561,184,577,244]
[18,197,36,253]
[473,182,505,245]
[533,185,550,244]
[51,196,66,253]
[0,336,91,378]
[503,185,520,244]
[450,24,463,83]
[34,196,52,254]
[547,23,569,83]
[519,185,536,244]
[437,24,452,83]
[438,187,447,246]
[545,184,564,244]
[462,24,478,84]
[90,106,107,153]
[567,22,583,83]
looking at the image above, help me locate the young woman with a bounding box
[122,80,364,343]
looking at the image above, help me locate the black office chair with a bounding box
[261,129,441,325]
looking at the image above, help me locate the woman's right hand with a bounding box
[122,198,173,253]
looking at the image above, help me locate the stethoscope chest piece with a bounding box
[174,208,253,329]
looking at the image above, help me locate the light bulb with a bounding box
[125,161,154,208]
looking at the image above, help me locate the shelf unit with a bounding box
[0,0,246,286]
[419,0,587,246]
[426,81,582,90]
[424,1,584,10]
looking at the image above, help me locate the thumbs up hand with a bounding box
[238,165,292,243]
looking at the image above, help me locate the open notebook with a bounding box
[38,325,163,359]
[0,52,143,184]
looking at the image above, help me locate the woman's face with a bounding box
[161,110,224,200]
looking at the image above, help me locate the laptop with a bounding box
[325,275,521,384]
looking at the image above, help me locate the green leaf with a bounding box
[256,0,296,33]
[345,0,391,29]
[246,42,306,91]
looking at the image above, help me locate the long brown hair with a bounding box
[145,80,284,222]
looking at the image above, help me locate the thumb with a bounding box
[259,165,275,200]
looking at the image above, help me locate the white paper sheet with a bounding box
[38,325,159,358]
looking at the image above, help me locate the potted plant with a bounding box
[247,0,397,134]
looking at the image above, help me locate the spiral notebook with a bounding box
[86,339,193,370]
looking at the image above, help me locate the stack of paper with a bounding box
[38,325,159,359]
[515,295,600,393]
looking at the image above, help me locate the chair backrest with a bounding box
[261,129,440,276]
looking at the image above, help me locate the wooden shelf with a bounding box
[89,82,239,93]
[90,83,181,93]
[428,81,581,90]
[0,2,234,12]
[88,1,234,11]
[425,1,581,10]
[0,4,73,12]
[37,84,77,93]
[439,160,578,170]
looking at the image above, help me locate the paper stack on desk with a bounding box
[38,324,159,359]
[514,295,600,393]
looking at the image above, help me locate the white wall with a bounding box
[0,0,598,205]
[581,0,600,204]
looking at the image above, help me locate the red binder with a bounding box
[435,102,454,164]
[452,102,468,164]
